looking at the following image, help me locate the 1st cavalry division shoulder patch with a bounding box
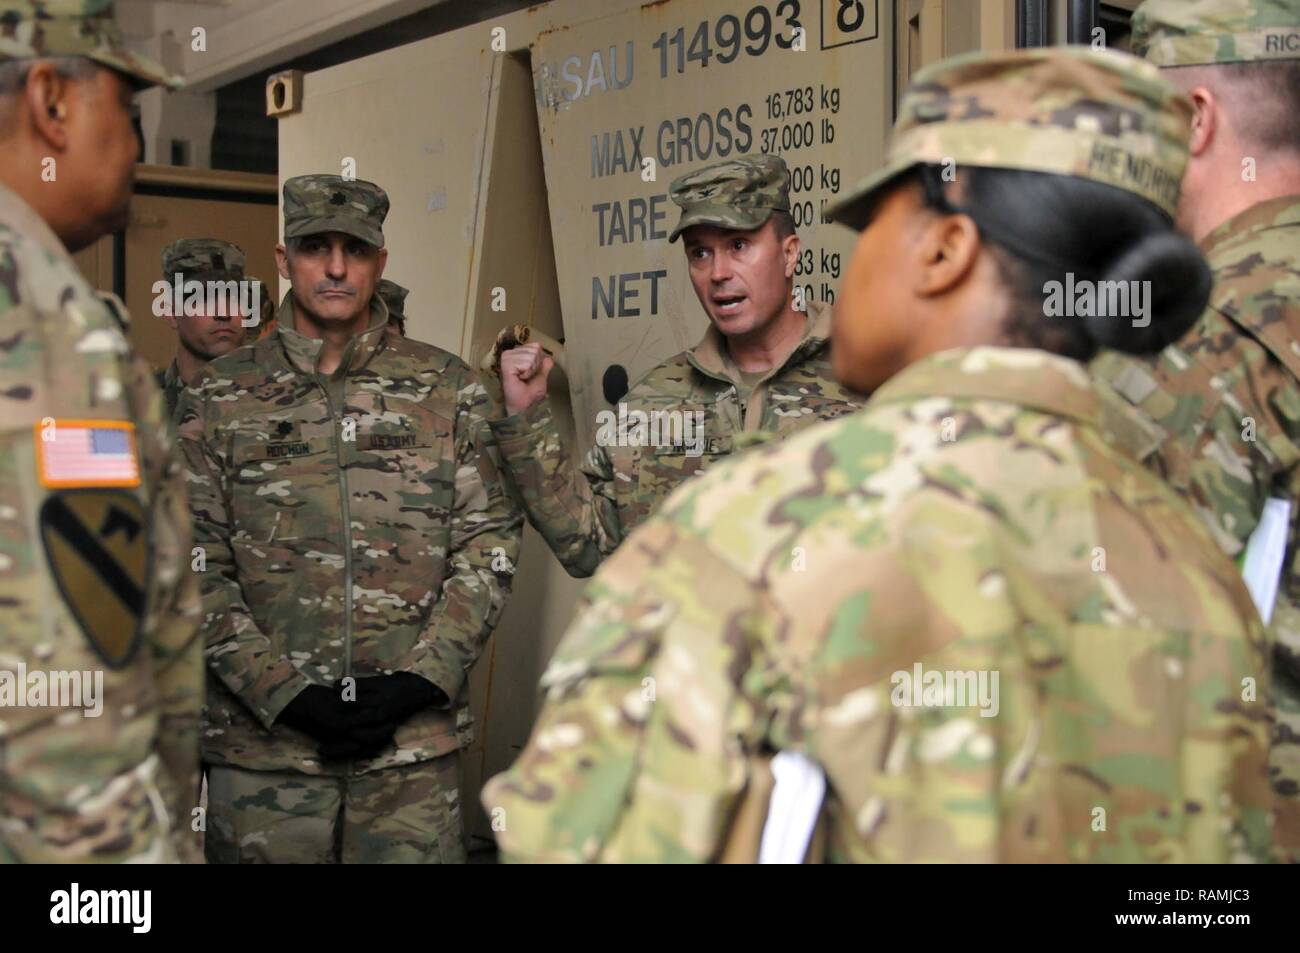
[38,490,148,669]
[33,419,147,667]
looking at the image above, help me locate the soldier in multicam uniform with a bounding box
[376,277,409,338]
[176,174,522,863]
[0,1,203,863]
[493,153,862,578]
[1089,0,1300,854]
[157,238,252,422]
[484,47,1277,863]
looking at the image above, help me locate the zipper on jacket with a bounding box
[319,378,355,679]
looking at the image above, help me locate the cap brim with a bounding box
[284,216,384,248]
[88,50,183,92]
[825,159,919,232]
[669,205,775,243]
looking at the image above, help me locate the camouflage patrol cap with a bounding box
[0,0,181,90]
[283,174,389,248]
[827,46,1193,229]
[160,238,245,282]
[376,278,408,322]
[668,154,791,243]
[1132,0,1300,67]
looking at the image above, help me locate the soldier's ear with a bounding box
[23,61,73,150]
[781,232,800,280]
[275,243,291,280]
[1184,85,1217,158]
[375,247,388,280]
[915,209,980,299]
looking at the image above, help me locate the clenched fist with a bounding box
[500,341,556,416]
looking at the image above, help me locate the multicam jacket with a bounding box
[157,359,183,426]
[0,184,203,863]
[177,295,523,776]
[489,302,862,578]
[1091,194,1300,852]
[1093,196,1300,562]
[485,347,1275,863]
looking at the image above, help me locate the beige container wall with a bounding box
[71,235,115,298]
[278,0,998,850]
[895,0,1013,111]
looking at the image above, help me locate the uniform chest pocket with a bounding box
[344,420,449,487]
[342,421,452,529]
[645,434,732,470]
[229,434,336,542]
[345,424,445,473]
[634,427,733,515]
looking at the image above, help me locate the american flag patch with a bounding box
[35,419,141,489]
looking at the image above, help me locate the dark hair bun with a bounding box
[1083,232,1211,355]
